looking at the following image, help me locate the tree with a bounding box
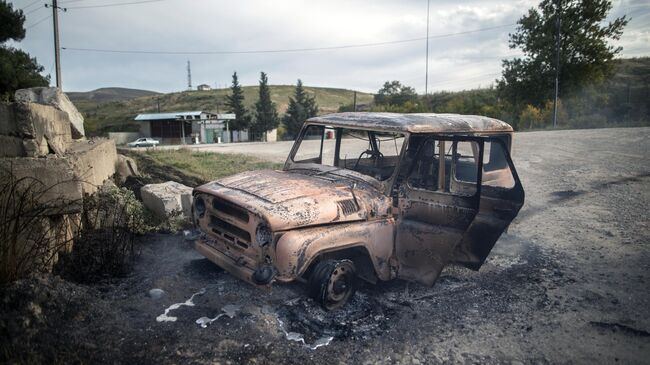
[253,72,279,140]
[0,1,49,100]
[498,0,627,108]
[374,81,418,106]
[283,79,318,139]
[224,71,251,131]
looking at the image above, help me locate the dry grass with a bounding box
[140,148,282,183]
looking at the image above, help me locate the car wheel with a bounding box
[308,259,356,310]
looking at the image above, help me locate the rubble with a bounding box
[140,181,193,219]
[114,154,139,184]
[0,88,117,281]
[1,102,73,157]
[15,87,85,139]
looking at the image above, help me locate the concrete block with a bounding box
[0,102,16,135]
[0,135,25,157]
[15,87,85,138]
[0,157,83,214]
[140,181,193,220]
[115,154,139,184]
[13,102,72,155]
[66,138,117,195]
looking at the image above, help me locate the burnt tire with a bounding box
[308,259,356,310]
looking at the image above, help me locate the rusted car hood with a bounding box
[194,170,390,231]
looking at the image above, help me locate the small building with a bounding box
[135,111,235,145]
[197,84,211,91]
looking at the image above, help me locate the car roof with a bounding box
[306,112,513,134]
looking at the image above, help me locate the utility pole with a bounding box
[425,0,430,95]
[353,91,357,112]
[45,0,66,89]
[187,60,192,90]
[552,0,562,128]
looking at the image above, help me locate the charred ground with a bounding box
[1,127,649,364]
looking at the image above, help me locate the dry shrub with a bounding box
[0,167,80,285]
[57,183,149,282]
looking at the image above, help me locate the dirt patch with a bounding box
[2,127,649,363]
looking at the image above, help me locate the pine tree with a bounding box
[283,79,319,139]
[253,72,279,141]
[224,71,251,131]
[0,1,49,100]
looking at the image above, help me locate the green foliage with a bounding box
[0,1,49,101]
[374,81,418,106]
[224,71,252,131]
[0,47,50,100]
[498,0,627,108]
[253,72,280,139]
[283,79,319,139]
[0,1,25,43]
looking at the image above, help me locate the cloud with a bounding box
[12,0,649,93]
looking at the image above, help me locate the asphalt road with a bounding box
[3,127,649,364]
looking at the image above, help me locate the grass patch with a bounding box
[137,148,282,184]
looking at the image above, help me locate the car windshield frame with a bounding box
[285,123,409,192]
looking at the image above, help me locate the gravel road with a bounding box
[2,127,649,364]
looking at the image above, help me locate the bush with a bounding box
[519,105,544,129]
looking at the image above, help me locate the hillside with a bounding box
[67,87,160,104]
[74,85,373,135]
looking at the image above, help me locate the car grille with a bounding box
[212,197,249,223]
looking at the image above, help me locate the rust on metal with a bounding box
[192,112,524,307]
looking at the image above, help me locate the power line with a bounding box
[20,0,42,11]
[25,14,52,29]
[24,5,46,15]
[65,0,166,9]
[62,23,515,55]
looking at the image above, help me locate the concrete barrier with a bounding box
[140,181,193,220]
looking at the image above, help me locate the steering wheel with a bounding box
[353,149,384,170]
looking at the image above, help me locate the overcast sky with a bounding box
[8,0,650,93]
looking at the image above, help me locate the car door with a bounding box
[451,137,524,269]
[394,135,484,286]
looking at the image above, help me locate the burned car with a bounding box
[192,113,524,309]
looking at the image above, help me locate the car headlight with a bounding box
[256,224,272,246]
[194,196,206,217]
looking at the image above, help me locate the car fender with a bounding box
[273,219,395,282]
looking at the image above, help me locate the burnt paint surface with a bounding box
[192,113,524,289]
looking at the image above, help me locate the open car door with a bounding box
[451,137,525,269]
[395,136,485,286]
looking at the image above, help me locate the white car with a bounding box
[127,138,160,148]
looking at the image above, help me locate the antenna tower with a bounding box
[187,60,192,90]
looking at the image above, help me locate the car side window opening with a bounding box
[405,137,480,196]
[482,140,516,189]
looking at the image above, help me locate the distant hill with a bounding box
[72,85,373,135]
[67,87,160,104]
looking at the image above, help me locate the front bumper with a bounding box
[194,236,272,287]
